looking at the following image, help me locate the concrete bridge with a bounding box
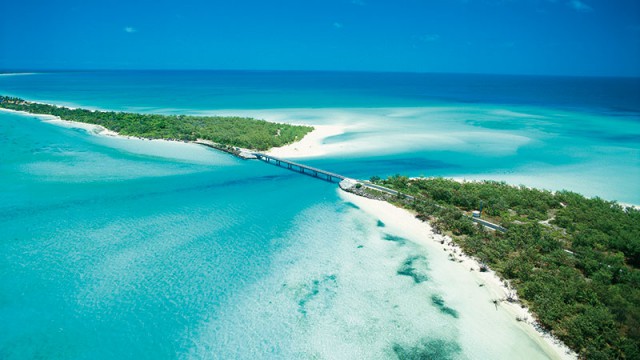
[253,153,346,183]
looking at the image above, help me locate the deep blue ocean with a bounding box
[1,71,638,359]
[1,70,639,113]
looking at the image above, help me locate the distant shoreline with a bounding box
[0,72,38,76]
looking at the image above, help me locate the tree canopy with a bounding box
[375,176,640,359]
[0,96,313,151]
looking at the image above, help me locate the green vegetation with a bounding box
[375,176,640,359]
[0,96,313,150]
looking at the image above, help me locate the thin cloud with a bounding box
[333,22,343,29]
[124,27,137,33]
[568,0,593,12]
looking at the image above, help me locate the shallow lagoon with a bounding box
[2,71,637,203]
[1,111,559,359]
[2,71,638,358]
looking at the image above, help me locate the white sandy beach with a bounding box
[1,107,346,159]
[264,124,347,158]
[0,108,119,137]
[339,190,577,360]
[0,108,236,165]
[47,118,120,137]
[223,106,534,159]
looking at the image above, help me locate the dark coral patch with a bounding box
[397,255,429,283]
[431,295,459,318]
[383,233,407,245]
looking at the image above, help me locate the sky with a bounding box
[0,0,639,77]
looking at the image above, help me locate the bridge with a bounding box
[253,153,346,183]
[250,151,506,233]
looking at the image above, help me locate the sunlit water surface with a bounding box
[1,71,638,359]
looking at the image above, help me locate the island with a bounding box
[0,96,314,151]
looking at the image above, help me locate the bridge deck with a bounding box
[253,153,346,181]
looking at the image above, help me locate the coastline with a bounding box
[0,105,594,358]
[0,107,120,138]
[0,107,237,164]
[264,124,346,158]
[0,104,627,358]
[338,190,577,360]
[0,107,325,156]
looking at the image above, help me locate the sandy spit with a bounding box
[265,124,346,158]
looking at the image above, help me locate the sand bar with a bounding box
[265,124,347,158]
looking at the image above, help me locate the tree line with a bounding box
[375,176,639,359]
[0,96,313,151]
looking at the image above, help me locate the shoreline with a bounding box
[264,124,347,158]
[3,101,638,204]
[1,108,123,138]
[0,107,327,157]
[338,190,577,360]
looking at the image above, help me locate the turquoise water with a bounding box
[1,71,638,358]
[2,71,638,203]
[0,111,552,359]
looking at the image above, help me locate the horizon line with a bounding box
[1,68,639,80]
